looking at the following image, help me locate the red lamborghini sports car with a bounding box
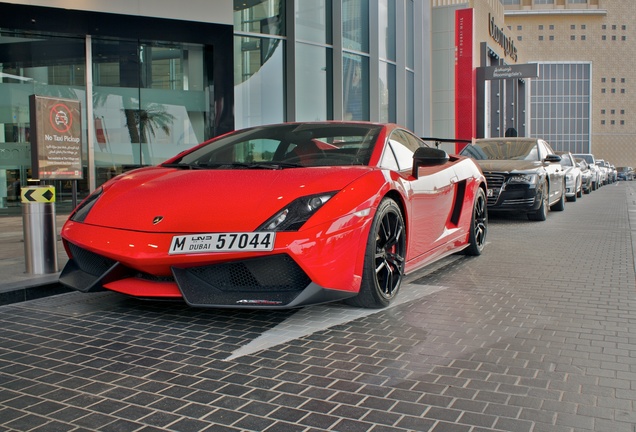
[59,122,487,309]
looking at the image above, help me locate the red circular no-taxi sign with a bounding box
[49,103,73,133]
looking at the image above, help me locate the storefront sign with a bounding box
[455,8,476,152]
[481,64,538,80]
[488,13,518,62]
[29,95,83,180]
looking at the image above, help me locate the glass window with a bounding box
[296,44,332,121]
[387,130,420,171]
[175,123,381,168]
[343,0,369,52]
[343,54,369,121]
[379,0,396,61]
[295,0,332,44]
[406,0,414,69]
[531,63,591,153]
[233,0,285,36]
[234,36,285,129]
[406,71,415,131]
[92,39,212,174]
[0,33,87,206]
[379,62,396,123]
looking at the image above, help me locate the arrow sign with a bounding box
[21,186,56,203]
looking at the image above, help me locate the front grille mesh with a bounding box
[185,254,310,293]
[67,242,116,276]
[484,174,505,205]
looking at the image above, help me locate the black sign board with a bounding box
[480,64,539,81]
[29,95,83,180]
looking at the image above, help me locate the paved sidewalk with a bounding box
[0,182,634,431]
[0,209,70,303]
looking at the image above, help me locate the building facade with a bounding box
[431,0,534,151]
[504,0,635,166]
[0,0,432,213]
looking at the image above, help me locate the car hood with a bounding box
[80,166,371,233]
[473,160,543,173]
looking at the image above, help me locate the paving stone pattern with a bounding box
[0,183,635,431]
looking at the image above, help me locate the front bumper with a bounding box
[59,245,353,308]
[59,213,372,308]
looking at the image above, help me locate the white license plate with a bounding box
[169,232,276,255]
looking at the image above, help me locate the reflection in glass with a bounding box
[0,33,87,206]
[295,0,332,44]
[296,44,332,121]
[343,54,369,121]
[406,0,414,69]
[234,36,285,128]
[343,0,369,52]
[379,62,396,123]
[92,40,209,179]
[379,0,396,61]
[406,71,415,131]
[233,0,285,36]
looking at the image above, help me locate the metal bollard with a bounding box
[22,186,58,274]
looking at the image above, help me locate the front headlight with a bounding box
[257,192,337,231]
[507,174,538,185]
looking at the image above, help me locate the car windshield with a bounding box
[559,155,573,167]
[166,123,382,169]
[574,154,593,164]
[460,140,539,161]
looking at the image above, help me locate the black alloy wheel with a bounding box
[345,198,406,308]
[463,187,487,256]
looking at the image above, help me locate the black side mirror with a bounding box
[544,154,561,163]
[412,147,449,178]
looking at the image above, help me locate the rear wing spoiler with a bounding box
[420,137,473,148]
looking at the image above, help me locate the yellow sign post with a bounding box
[21,186,58,274]
[21,186,56,203]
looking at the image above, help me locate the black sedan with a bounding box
[460,137,566,221]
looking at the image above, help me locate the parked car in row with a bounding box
[617,166,634,181]
[573,153,601,190]
[595,159,611,185]
[577,159,594,194]
[459,137,565,221]
[556,151,583,201]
